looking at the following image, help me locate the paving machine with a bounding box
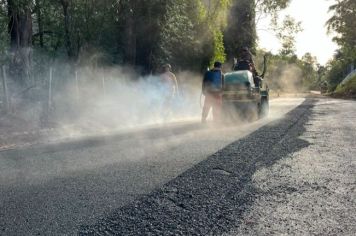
[222,55,269,121]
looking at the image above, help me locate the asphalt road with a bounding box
[1,97,355,235]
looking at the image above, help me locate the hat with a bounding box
[213,61,222,68]
[162,64,172,70]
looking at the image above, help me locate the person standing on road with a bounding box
[201,61,224,123]
[160,64,179,99]
[160,64,179,118]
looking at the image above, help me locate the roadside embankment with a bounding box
[332,74,356,99]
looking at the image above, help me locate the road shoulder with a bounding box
[228,98,356,235]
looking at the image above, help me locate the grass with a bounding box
[334,74,356,98]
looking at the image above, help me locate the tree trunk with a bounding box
[35,0,44,48]
[60,0,75,59]
[224,0,257,61]
[7,0,33,86]
[123,8,137,66]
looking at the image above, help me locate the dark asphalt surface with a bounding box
[78,99,315,235]
[1,97,355,235]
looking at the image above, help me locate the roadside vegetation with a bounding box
[323,0,356,97]
[0,0,317,89]
[0,0,289,78]
[0,0,352,135]
[334,74,356,98]
[0,0,314,118]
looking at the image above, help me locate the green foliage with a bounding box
[273,15,302,56]
[210,30,226,66]
[0,2,8,61]
[327,0,356,48]
[224,0,291,61]
[325,0,356,92]
[324,47,356,91]
[156,0,201,70]
[0,0,311,78]
[256,1,300,58]
[298,53,319,89]
[156,0,232,71]
[255,0,290,14]
[334,74,356,98]
[6,0,33,10]
[201,0,232,67]
[32,0,63,54]
[224,0,257,60]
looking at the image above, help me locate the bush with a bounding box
[334,74,356,98]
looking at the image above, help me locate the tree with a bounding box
[200,0,231,66]
[0,1,9,57]
[0,0,299,77]
[156,0,199,70]
[224,0,256,61]
[255,0,290,24]
[255,0,290,12]
[300,52,318,89]
[325,0,356,91]
[224,0,291,61]
[59,0,75,58]
[156,0,232,71]
[273,15,302,56]
[327,0,356,48]
[128,0,167,72]
[7,0,33,85]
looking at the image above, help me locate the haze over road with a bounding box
[0,97,355,235]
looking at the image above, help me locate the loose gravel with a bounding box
[227,99,356,236]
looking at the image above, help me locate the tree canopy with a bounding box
[0,0,296,84]
[325,0,356,91]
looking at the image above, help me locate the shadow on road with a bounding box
[79,99,316,235]
[1,121,206,155]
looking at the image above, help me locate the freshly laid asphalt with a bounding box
[79,98,315,235]
[1,97,355,235]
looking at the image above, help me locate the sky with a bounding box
[257,0,338,65]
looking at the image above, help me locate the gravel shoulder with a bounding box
[80,98,333,235]
[228,98,356,235]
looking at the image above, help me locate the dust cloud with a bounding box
[31,64,205,140]
[266,64,305,95]
[1,54,307,145]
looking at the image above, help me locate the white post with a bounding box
[2,66,9,112]
[75,70,79,99]
[48,67,53,109]
[102,75,106,95]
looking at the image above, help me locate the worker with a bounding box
[234,46,257,76]
[240,46,254,63]
[160,64,179,118]
[201,61,224,123]
[160,64,179,99]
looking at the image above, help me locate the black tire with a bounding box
[258,97,269,118]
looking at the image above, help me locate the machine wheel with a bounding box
[222,102,240,123]
[258,97,269,118]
